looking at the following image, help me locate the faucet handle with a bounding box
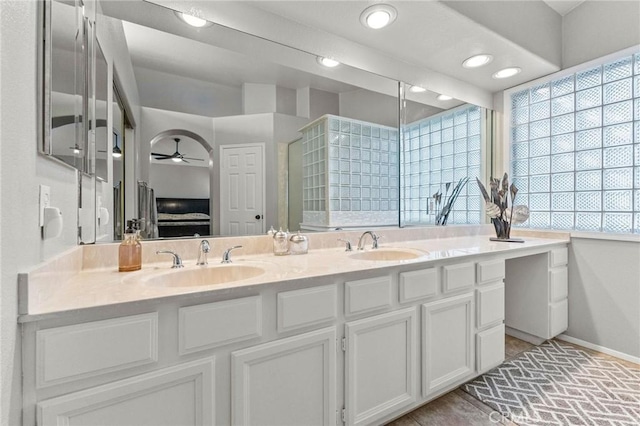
[372,234,382,249]
[337,238,353,252]
[156,250,184,268]
[221,245,243,263]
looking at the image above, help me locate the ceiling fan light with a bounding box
[360,4,397,29]
[317,56,340,68]
[409,85,427,93]
[112,146,122,158]
[462,54,493,68]
[172,157,182,163]
[493,67,522,79]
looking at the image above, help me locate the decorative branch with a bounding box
[476,173,529,239]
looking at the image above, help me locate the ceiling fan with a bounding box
[151,138,204,163]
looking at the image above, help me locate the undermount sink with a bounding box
[349,248,423,261]
[144,264,265,288]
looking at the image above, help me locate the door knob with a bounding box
[255,214,263,220]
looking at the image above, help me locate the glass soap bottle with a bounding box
[273,227,289,256]
[289,231,308,255]
[119,220,142,272]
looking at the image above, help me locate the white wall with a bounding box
[242,83,276,115]
[566,238,640,359]
[563,1,640,68]
[150,163,210,199]
[339,89,399,127]
[1,1,79,423]
[310,88,339,121]
[136,66,242,118]
[276,86,296,116]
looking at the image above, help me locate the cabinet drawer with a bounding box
[476,259,505,284]
[476,282,505,329]
[476,323,505,373]
[549,299,568,338]
[36,313,158,388]
[277,285,337,333]
[549,267,568,303]
[179,296,261,355]
[550,247,568,267]
[345,276,393,317]
[443,263,475,293]
[399,268,438,303]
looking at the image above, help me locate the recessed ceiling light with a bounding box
[317,56,340,68]
[409,85,426,93]
[360,4,397,29]
[175,11,212,28]
[437,94,453,101]
[462,54,493,68]
[493,67,522,79]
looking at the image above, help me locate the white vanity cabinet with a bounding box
[231,327,337,426]
[505,248,569,341]
[422,293,475,397]
[38,359,215,426]
[21,241,569,426]
[344,308,418,426]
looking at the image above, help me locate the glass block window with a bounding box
[302,121,326,212]
[401,104,484,225]
[509,52,640,233]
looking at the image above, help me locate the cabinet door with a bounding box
[345,308,418,426]
[38,358,214,426]
[422,293,474,397]
[231,327,336,426]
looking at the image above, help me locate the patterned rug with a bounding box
[462,340,640,425]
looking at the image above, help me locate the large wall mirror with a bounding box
[43,0,492,243]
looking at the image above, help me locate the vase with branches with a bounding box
[432,177,469,225]
[476,173,529,241]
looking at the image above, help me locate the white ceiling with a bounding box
[542,0,586,16]
[243,1,560,93]
[122,22,360,94]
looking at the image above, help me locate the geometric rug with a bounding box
[462,340,640,425]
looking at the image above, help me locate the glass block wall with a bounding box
[401,104,484,225]
[300,115,399,229]
[510,53,640,233]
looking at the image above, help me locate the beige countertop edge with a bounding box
[19,235,570,323]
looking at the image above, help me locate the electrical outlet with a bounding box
[39,185,51,227]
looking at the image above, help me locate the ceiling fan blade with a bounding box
[181,156,204,161]
[151,153,173,158]
[180,158,190,164]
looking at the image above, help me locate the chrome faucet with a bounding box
[357,231,380,250]
[196,240,211,266]
[156,250,184,268]
[221,245,243,263]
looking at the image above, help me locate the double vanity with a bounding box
[18,227,569,426]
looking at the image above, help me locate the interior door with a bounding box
[220,144,265,236]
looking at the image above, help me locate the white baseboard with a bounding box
[556,334,640,364]
[505,327,546,346]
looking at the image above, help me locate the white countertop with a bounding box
[20,234,569,322]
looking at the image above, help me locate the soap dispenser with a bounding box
[119,220,142,272]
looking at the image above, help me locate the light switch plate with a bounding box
[39,185,51,226]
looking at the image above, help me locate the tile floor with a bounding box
[386,336,640,426]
